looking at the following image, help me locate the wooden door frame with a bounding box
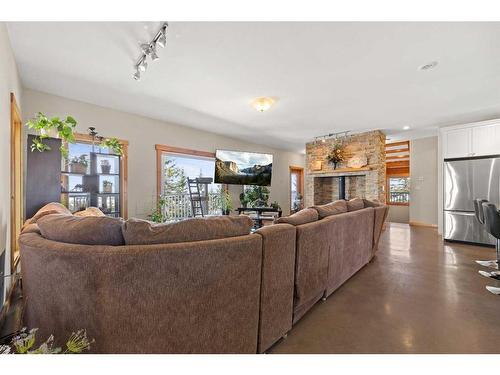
[72,132,129,219]
[289,166,304,212]
[10,93,23,269]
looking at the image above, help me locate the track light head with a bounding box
[138,57,148,72]
[157,25,167,48]
[150,44,159,61]
[133,69,141,81]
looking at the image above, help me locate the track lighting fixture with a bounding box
[132,22,168,81]
[314,131,351,143]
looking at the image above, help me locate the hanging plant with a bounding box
[100,137,123,156]
[26,112,77,159]
[327,139,346,169]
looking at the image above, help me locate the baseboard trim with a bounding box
[409,221,438,228]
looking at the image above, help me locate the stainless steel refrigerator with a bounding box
[443,156,500,245]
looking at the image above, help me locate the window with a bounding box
[156,145,222,220]
[289,166,304,213]
[60,134,127,217]
[387,176,410,205]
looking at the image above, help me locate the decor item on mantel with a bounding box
[346,151,368,169]
[327,139,346,169]
[311,160,322,171]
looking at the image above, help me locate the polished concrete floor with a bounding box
[270,222,500,353]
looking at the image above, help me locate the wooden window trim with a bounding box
[72,132,129,219]
[289,166,304,212]
[10,93,22,269]
[155,144,215,199]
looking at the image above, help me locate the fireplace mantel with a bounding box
[309,166,371,177]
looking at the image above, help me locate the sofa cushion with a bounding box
[347,198,365,212]
[274,208,318,226]
[74,207,106,217]
[122,215,254,245]
[37,214,125,246]
[25,202,72,226]
[362,199,381,208]
[311,200,348,219]
[20,223,41,235]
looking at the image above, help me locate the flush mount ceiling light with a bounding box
[251,97,275,112]
[418,61,438,71]
[403,125,411,130]
[133,22,168,81]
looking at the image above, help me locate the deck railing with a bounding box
[389,191,410,203]
[161,192,223,221]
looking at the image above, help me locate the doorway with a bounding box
[10,93,23,269]
[290,166,304,213]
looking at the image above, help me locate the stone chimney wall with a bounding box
[305,130,386,207]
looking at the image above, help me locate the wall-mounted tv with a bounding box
[215,149,273,186]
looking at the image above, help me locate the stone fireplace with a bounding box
[305,130,386,207]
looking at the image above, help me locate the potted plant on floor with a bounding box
[69,155,88,174]
[219,187,233,215]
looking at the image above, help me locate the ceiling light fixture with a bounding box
[403,125,411,130]
[133,22,168,81]
[251,97,275,112]
[418,61,438,71]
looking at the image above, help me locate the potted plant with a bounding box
[100,137,124,156]
[239,192,248,208]
[26,112,77,159]
[220,187,233,215]
[327,139,346,169]
[100,159,111,174]
[270,201,281,211]
[102,180,113,193]
[69,155,88,174]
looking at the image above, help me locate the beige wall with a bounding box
[0,23,23,302]
[387,205,409,223]
[23,89,305,219]
[409,136,438,226]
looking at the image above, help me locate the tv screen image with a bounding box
[215,150,273,186]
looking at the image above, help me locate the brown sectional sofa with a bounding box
[18,199,388,353]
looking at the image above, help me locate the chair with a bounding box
[481,202,500,294]
[473,199,498,269]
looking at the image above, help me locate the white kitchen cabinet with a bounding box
[442,120,500,159]
[471,122,500,156]
[443,127,471,158]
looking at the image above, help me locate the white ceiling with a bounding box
[7,22,500,151]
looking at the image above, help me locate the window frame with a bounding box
[386,174,410,206]
[155,145,215,200]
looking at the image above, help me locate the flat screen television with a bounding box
[215,149,273,186]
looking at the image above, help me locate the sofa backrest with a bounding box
[322,207,375,297]
[122,216,253,245]
[19,232,263,353]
